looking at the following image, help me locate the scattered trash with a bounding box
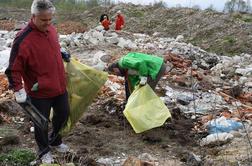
[207,116,243,134]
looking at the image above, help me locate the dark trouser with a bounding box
[125,63,166,100]
[30,91,70,158]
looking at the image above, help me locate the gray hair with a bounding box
[31,0,55,15]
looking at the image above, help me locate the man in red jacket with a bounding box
[115,10,125,30]
[5,0,70,164]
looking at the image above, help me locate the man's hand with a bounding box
[139,76,147,85]
[61,48,71,62]
[14,88,27,103]
[31,82,39,91]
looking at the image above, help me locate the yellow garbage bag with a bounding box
[123,84,171,133]
[61,59,107,135]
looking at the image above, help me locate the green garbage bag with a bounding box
[61,59,107,135]
[123,84,171,133]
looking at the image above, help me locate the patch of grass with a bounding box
[241,15,252,22]
[232,13,242,19]
[0,149,36,166]
[223,36,236,44]
[128,9,144,18]
[55,1,87,12]
[0,0,87,12]
[0,0,30,8]
[232,13,252,22]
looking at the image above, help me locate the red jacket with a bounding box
[5,20,66,98]
[115,14,124,30]
[102,19,111,30]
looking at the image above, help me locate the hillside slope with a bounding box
[0,3,252,55]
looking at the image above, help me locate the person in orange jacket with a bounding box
[101,15,111,31]
[115,10,124,30]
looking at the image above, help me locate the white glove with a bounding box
[14,88,27,103]
[139,76,147,85]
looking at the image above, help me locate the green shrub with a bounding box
[223,36,236,44]
[242,16,252,22]
[128,10,144,17]
[0,149,36,166]
[0,0,30,8]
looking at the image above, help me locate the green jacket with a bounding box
[118,52,163,91]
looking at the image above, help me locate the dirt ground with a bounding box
[1,4,252,166]
[0,91,201,166]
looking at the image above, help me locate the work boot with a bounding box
[53,143,69,153]
[41,151,54,164]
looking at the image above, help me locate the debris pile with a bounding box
[0,27,252,165]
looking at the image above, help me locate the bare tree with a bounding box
[246,0,251,12]
[176,3,182,8]
[206,4,215,11]
[192,5,200,10]
[224,0,249,13]
[153,0,167,8]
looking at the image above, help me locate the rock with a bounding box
[14,21,27,30]
[0,48,11,72]
[94,25,104,31]
[106,36,119,44]
[0,99,23,115]
[200,132,234,146]
[40,164,60,166]
[92,31,104,42]
[138,153,157,161]
[175,35,184,42]
[88,37,99,45]
[230,85,243,97]
[230,131,243,138]
[100,54,112,63]
[235,67,252,76]
[117,37,128,48]
[65,163,75,166]
[123,156,154,166]
[239,77,248,84]
[179,151,202,166]
[176,94,194,105]
[97,157,121,165]
[127,40,138,49]
[152,32,161,37]
[0,127,20,146]
[245,82,252,88]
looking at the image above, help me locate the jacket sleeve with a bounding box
[121,16,125,25]
[5,40,27,91]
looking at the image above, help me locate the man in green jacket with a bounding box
[108,52,166,99]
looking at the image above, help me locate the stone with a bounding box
[200,133,234,146]
[117,37,128,48]
[106,37,119,44]
[88,37,99,45]
[0,127,20,146]
[175,35,184,42]
[0,48,11,72]
[235,68,252,76]
[177,95,192,105]
[123,156,154,166]
[0,99,22,115]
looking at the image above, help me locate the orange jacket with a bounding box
[102,19,111,30]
